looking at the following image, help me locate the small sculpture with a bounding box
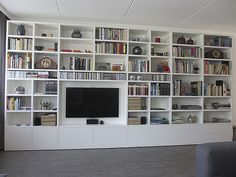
[187,37,194,45]
[177,35,186,44]
[15,86,25,94]
[40,98,51,110]
[17,24,26,35]
[71,29,82,38]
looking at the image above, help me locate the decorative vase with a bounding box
[71,29,82,38]
[17,24,26,35]
[187,37,194,45]
[177,35,186,44]
[132,46,142,55]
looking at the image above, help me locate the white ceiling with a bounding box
[0,0,236,32]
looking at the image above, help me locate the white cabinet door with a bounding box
[94,126,127,148]
[33,127,58,149]
[127,126,149,147]
[5,127,33,150]
[59,127,94,149]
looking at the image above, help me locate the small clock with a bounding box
[41,57,52,68]
[35,57,57,69]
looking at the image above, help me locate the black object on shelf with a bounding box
[17,24,26,35]
[132,46,142,55]
[177,35,186,44]
[141,116,147,124]
[86,119,99,124]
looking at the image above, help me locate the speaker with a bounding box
[86,119,99,124]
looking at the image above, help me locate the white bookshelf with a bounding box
[4,20,233,150]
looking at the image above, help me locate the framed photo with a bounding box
[111,63,123,71]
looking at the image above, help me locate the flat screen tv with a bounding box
[66,87,119,118]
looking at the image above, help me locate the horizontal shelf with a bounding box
[60,52,93,55]
[6,110,31,113]
[33,94,57,97]
[172,73,201,76]
[7,68,58,72]
[204,109,232,112]
[128,110,149,112]
[151,55,170,59]
[150,95,170,98]
[34,51,58,54]
[128,80,170,83]
[204,45,231,49]
[7,50,32,53]
[8,35,33,38]
[128,72,170,75]
[173,57,202,60]
[150,110,170,112]
[204,74,231,77]
[129,54,149,58]
[60,37,93,41]
[7,78,58,81]
[128,41,149,44]
[33,110,57,113]
[150,42,170,45]
[128,95,149,97]
[172,110,202,112]
[172,96,202,98]
[204,58,231,61]
[6,94,31,97]
[172,44,202,47]
[204,96,231,98]
[34,36,59,40]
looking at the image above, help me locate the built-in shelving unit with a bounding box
[4,20,233,150]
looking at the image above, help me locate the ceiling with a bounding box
[0,0,236,33]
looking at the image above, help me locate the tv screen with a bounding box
[66,88,119,118]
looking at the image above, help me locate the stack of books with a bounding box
[41,114,56,126]
[128,98,144,110]
[128,117,141,125]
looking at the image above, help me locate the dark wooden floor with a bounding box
[0,145,196,177]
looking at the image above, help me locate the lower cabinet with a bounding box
[4,124,233,150]
[94,126,127,148]
[59,127,94,149]
[127,126,149,146]
[33,127,58,149]
[5,127,33,150]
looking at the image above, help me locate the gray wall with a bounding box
[0,11,8,150]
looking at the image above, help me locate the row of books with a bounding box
[151,83,170,96]
[128,85,149,96]
[69,57,92,70]
[45,81,57,94]
[9,38,32,50]
[7,54,32,69]
[8,97,23,110]
[128,60,149,72]
[173,80,202,96]
[7,71,56,79]
[152,74,170,81]
[128,98,146,110]
[204,37,232,47]
[204,61,231,75]
[95,42,127,54]
[60,72,126,80]
[173,47,202,58]
[204,80,229,96]
[173,60,198,74]
[96,27,127,40]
